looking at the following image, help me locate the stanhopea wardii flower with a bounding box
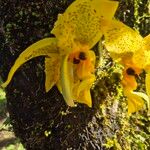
[103,19,150,114]
[1,0,119,107]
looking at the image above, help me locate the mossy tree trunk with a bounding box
[0,0,149,149]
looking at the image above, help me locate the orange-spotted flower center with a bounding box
[122,65,142,91]
[68,51,95,80]
[126,67,136,76]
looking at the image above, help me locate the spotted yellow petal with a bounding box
[2,38,58,88]
[91,0,119,21]
[44,56,60,92]
[133,34,150,69]
[51,0,118,54]
[132,48,146,69]
[104,20,143,57]
[143,34,150,69]
[60,55,75,106]
[144,34,150,51]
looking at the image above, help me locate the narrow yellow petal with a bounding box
[44,56,60,92]
[103,20,143,56]
[60,55,75,106]
[132,48,146,69]
[2,38,58,88]
[56,79,62,94]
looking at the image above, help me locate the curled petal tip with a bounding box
[1,82,8,88]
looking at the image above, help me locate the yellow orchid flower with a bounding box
[119,63,145,114]
[131,34,150,115]
[1,0,119,107]
[132,34,150,70]
[51,0,119,55]
[121,65,144,114]
[103,19,150,114]
[103,20,143,62]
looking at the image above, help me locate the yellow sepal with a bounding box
[103,20,143,57]
[44,56,60,92]
[2,38,58,88]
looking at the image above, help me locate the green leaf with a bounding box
[103,20,143,57]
